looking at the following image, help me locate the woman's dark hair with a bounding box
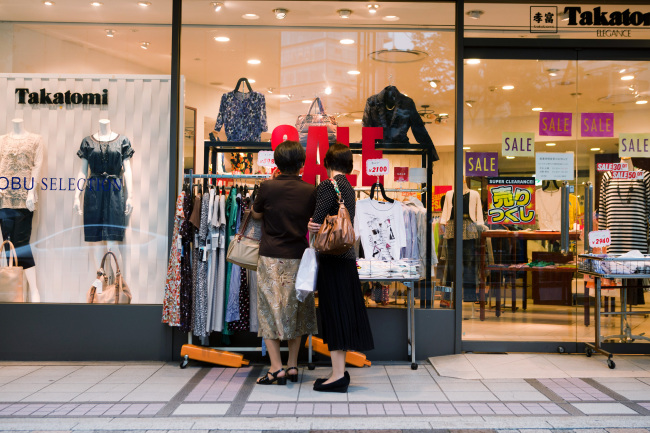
[324,142,353,174]
[273,140,306,175]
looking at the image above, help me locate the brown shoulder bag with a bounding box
[313,179,355,255]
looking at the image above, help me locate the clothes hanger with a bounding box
[234,77,253,93]
[370,180,394,203]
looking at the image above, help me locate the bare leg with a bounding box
[287,337,301,369]
[257,339,285,383]
[323,350,346,385]
[24,267,40,302]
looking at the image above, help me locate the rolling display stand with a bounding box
[578,254,650,369]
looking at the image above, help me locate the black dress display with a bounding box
[77,135,134,242]
[362,85,440,161]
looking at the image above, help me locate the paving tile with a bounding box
[383,402,403,415]
[366,403,385,415]
[258,403,278,415]
[240,403,261,415]
[571,402,638,415]
[348,403,366,415]
[295,403,313,415]
[22,392,79,403]
[330,403,349,415]
[248,382,299,402]
[418,403,439,415]
[104,403,130,416]
[277,403,296,415]
[444,391,499,402]
[488,402,513,415]
[140,403,165,416]
[313,403,331,415]
[470,402,495,415]
[173,403,230,416]
[454,403,476,415]
[13,404,43,416]
[492,391,550,402]
[401,403,422,415]
[396,390,447,402]
[436,402,458,415]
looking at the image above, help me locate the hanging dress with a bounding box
[192,192,210,337]
[162,192,184,326]
[179,192,194,333]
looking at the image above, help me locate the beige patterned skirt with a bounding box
[256,255,318,340]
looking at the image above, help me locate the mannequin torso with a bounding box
[93,119,119,142]
[10,119,28,139]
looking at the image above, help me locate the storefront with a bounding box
[0,1,649,361]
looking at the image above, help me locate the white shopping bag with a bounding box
[296,246,318,302]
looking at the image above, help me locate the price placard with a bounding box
[257,151,276,168]
[366,158,389,176]
[394,167,409,182]
[610,170,644,180]
[588,229,611,248]
[596,162,628,171]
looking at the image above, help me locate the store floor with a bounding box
[1,354,650,431]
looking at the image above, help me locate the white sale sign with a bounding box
[588,229,611,248]
[366,158,389,176]
[257,151,276,168]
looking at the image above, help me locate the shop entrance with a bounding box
[459,46,650,353]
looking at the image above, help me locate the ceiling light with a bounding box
[382,15,399,21]
[546,142,556,146]
[324,86,332,95]
[367,4,379,14]
[267,88,274,93]
[248,79,255,83]
[247,59,261,65]
[90,1,103,6]
[140,41,150,49]
[465,100,474,107]
[105,29,115,37]
[338,9,352,19]
[347,70,361,75]
[354,119,363,123]
[502,85,515,90]
[211,2,223,12]
[302,99,312,104]
[636,100,648,105]
[340,39,355,45]
[429,80,440,88]
[590,147,601,151]
[214,36,230,42]
[138,1,151,6]
[621,75,635,81]
[549,72,557,77]
[273,8,288,19]
[466,59,481,65]
[532,107,543,111]
[619,68,627,73]
[43,1,54,5]
[439,113,448,117]
[242,13,259,20]
[547,68,560,76]
[463,146,471,150]
[466,10,484,19]
[506,156,515,159]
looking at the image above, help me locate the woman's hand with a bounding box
[308,218,321,234]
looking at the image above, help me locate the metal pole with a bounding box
[584,182,593,253]
[168,0,182,254]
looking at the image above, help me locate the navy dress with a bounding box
[77,135,134,242]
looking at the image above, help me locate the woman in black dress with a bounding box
[308,143,374,393]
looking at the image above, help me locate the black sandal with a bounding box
[257,368,286,385]
[286,366,299,383]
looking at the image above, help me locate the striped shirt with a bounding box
[598,170,650,254]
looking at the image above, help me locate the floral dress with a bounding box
[162,192,184,326]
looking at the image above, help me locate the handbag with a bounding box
[313,179,355,255]
[0,240,24,303]
[226,210,261,271]
[87,251,132,304]
[295,240,318,302]
[295,97,337,146]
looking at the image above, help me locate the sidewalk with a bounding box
[0,353,649,431]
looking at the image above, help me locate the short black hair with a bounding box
[324,143,353,174]
[274,140,306,175]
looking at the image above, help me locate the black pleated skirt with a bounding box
[317,255,374,352]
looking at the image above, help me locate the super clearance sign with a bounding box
[271,125,388,186]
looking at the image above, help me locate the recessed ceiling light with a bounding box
[466,58,481,65]
[619,68,627,73]
[211,2,223,12]
[367,4,379,14]
[546,142,556,146]
[347,70,361,75]
[214,36,230,42]
[463,146,471,150]
[502,85,515,90]
[466,10,484,19]
[140,41,150,49]
[439,113,448,117]
[429,80,440,88]
[105,29,115,37]
[90,1,103,6]
[247,59,261,65]
[273,8,288,19]
[340,39,355,45]
[138,1,151,6]
[248,79,255,83]
[382,15,400,21]
[621,75,635,81]
[354,119,363,123]
[636,100,648,104]
[242,13,259,20]
[590,147,601,151]
[465,100,475,107]
[532,107,543,111]
[506,156,515,159]
[43,0,54,5]
[267,87,274,94]
[338,9,352,19]
[302,99,313,104]
[324,86,332,95]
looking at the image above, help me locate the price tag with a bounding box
[394,167,409,182]
[257,151,276,168]
[366,158,389,176]
[93,278,103,294]
[596,162,628,172]
[588,229,611,248]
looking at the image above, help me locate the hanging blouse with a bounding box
[214,91,268,142]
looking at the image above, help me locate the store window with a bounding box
[0,1,173,304]
[177,0,455,328]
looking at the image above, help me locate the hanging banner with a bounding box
[502,133,535,157]
[535,152,574,180]
[539,112,572,136]
[487,177,536,225]
[581,113,614,137]
[619,133,650,157]
[466,152,498,176]
[432,185,452,212]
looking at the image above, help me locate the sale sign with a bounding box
[597,162,628,171]
[366,158,389,176]
[619,133,650,157]
[502,133,534,157]
[539,112,572,136]
[487,177,536,225]
[432,185,452,212]
[611,170,644,180]
[466,152,498,176]
[257,151,276,168]
[394,167,409,182]
[581,113,614,137]
[588,230,611,248]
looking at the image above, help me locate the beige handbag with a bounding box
[87,251,132,304]
[313,179,355,255]
[226,210,261,271]
[0,240,24,303]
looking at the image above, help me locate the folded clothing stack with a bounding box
[357,259,420,280]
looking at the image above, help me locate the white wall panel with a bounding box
[0,74,171,304]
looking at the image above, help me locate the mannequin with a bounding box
[0,118,43,302]
[74,119,134,271]
[621,156,634,171]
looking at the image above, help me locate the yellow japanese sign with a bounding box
[487,177,536,225]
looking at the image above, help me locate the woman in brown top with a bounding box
[252,140,317,385]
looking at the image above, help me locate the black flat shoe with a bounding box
[286,366,299,383]
[257,368,286,385]
[313,371,350,393]
[314,377,327,386]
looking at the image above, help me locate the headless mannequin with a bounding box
[73,119,134,270]
[621,157,634,172]
[384,86,397,110]
[0,119,41,302]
